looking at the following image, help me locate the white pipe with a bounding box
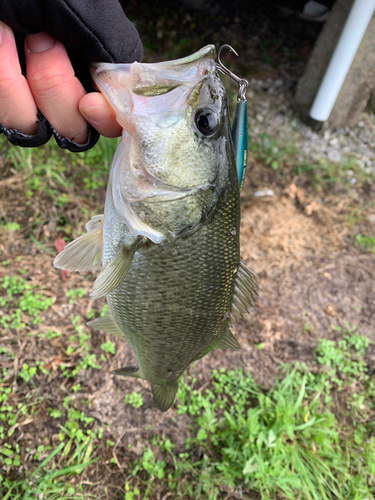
[309,0,375,122]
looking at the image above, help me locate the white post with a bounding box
[309,0,375,122]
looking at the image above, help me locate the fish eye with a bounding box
[194,109,218,136]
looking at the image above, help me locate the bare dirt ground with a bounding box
[1,1,375,497]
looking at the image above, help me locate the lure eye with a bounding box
[195,109,218,136]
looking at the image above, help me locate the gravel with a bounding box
[245,76,375,178]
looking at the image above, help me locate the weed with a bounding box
[100,341,116,355]
[304,322,313,333]
[5,222,20,232]
[124,392,144,409]
[250,133,295,171]
[1,276,53,329]
[38,329,62,340]
[259,38,278,67]
[354,234,375,253]
[18,363,37,383]
[65,288,86,304]
[124,482,140,500]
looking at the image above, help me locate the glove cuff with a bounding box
[50,122,100,152]
[0,111,52,147]
[0,111,100,152]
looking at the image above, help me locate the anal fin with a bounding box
[53,214,104,272]
[112,366,143,379]
[87,315,123,338]
[151,382,178,412]
[218,328,241,350]
[90,238,141,300]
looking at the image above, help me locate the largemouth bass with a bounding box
[54,45,257,412]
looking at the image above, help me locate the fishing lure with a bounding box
[216,45,249,189]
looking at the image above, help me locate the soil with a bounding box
[1,1,374,499]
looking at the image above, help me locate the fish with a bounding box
[54,45,258,412]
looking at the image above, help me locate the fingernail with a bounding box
[26,31,55,53]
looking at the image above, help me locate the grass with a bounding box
[0,267,105,499]
[249,133,374,192]
[354,234,375,254]
[1,134,117,208]
[123,328,375,500]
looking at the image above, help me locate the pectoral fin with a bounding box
[112,366,143,378]
[87,315,123,338]
[151,382,178,412]
[90,238,141,300]
[53,214,103,272]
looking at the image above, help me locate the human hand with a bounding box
[0,22,122,144]
[0,0,142,151]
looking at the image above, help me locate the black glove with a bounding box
[0,0,143,151]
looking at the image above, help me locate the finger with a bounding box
[25,32,88,144]
[79,93,122,138]
[0,21,38,135]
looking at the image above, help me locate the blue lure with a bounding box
[216,45,249,190]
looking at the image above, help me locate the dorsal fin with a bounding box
[151,382,179,412]
[87,315,123,337]
[217,328,241,350]
[53,214,103,272]
[238,262,259,294]
[90,238,141,300]
[230,304,243,324]
[230,261,258,325]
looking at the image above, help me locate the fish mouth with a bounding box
[90,45,217,131]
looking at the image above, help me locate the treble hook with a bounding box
[216,44,248,102]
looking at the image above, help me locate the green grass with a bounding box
[1,439,99,500]
[249,133,373,192]
[354,234,375,254]
[0,272,105,499]
[1,134,117,206]
[125,328,374,500]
